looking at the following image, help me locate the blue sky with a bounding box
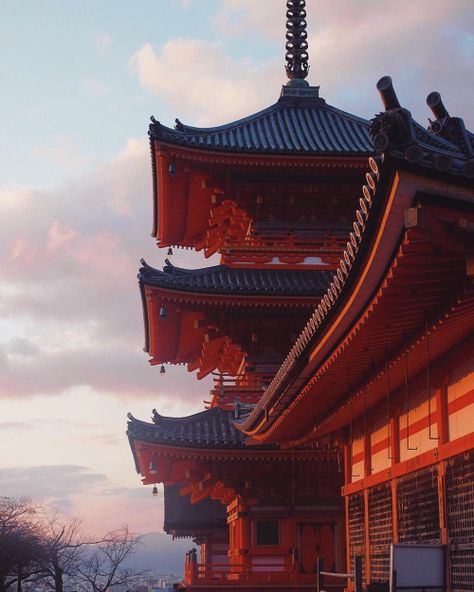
[0,0,472,538]
[0,0,279,188]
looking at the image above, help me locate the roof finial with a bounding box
[285,0,309,82]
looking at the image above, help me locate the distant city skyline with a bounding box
[0,0,472,541]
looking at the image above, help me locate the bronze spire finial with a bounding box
[285,0,309,81]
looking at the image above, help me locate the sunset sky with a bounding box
[0,0,473,540]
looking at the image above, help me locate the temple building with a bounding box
[127,2,474,590]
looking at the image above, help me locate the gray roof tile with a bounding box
[149,95,372,156]
[139,259,333,297]
[127,407,248,448]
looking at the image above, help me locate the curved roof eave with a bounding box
[138,258,333,297]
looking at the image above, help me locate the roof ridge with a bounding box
[151,405,226,425]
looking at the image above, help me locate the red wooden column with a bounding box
[363,431,371,585]
[344,442,352,488]
[344,499,352,584]
[364,430,371,478]
[436,384,449,446]
[343,443,352,580]
[436,385,449,544]
[390,415,400,544]
[238,501,251,576]
[436,384,451,591]
[363,488,370,586]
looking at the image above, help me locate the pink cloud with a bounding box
[9,237,37,264]
[47,220,79,252]
[0,136,216,403]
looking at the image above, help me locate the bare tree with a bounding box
[0,498,46,592]
[75,527,144,592]
[39,515,91,592]
[0,501,144,592]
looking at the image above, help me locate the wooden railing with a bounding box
[184,551,361,588]
[184,552,311,586]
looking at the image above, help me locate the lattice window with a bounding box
[368,483,392,583]
[447,451,474,592]
[348,493,366,584]
[397,466,440,544]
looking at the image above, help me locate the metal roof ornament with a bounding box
[285,0,309,83]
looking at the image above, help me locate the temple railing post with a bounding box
[316,557,323,592]
[184,548,198,585]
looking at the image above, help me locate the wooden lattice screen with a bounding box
[368,482,392,583]
[397,466,440,544]
[447,451,474,592]
[348,492,366,584]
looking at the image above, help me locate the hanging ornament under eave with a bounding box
[149,457,158,474]
[152,485,158,497]
[167,247,173,256]
[160,365,166,375]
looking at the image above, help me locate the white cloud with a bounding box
[130,40,280,126]
[0,185,33,212]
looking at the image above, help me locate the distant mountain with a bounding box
[127,532,193,576]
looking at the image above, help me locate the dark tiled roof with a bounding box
[369,92,474,177]
[149,91,372,156]
[164,484,226,535]
[127,407,247,448]
[139,259,333,296]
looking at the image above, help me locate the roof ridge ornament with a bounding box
[427,91,474,158]
[285,0,309,82]
[281,1,320,100]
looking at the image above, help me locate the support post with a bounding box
[344,442,352,486]
[364,430,371,477]
[438,461,451,592]
[391,569,397,592]
[345,495,352,581]
[390,415,400,465]
[436,385,449,445]
[354,556,363,592]
[363,488,371,586]
[391,478,399,544]
[316,557,323,592]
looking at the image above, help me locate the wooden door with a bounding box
[298,522,336,574]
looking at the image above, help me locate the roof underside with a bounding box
[163,484,226,535]
[150,95,373,156]
[139,259,333,296]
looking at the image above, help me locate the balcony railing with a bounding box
[184,552,356,589]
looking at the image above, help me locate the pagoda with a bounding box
[239,78,474,591]
[127,2,374,589]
